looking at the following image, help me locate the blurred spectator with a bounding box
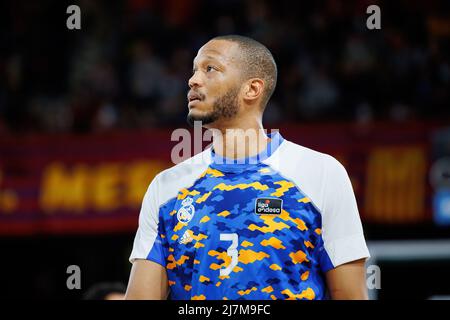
[299,65,340,119]
[83,282,126,300]
[128,41,163,108]
[0,0,448,133]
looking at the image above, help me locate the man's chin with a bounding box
[186,111,217,127]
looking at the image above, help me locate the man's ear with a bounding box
[243,78,264,104]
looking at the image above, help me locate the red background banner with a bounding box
[0,121,442,235]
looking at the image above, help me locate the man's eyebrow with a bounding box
[192,55,223,70]
[205,55,220,61]
[194,56,216,63]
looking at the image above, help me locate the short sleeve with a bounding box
[318,156,370,271]
[129,174,166,266]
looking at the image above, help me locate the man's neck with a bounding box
[209,119,270,160]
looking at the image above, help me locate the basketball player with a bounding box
[125,35,370,300]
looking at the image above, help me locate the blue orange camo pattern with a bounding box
[148,163,333,300]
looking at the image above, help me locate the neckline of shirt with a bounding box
[208,131,284,173]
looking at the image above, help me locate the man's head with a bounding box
[187,35,277,127]
[83,282,126,300]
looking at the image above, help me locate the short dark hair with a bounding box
[212,35,277,109]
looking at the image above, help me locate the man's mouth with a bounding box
[187,91,204,103]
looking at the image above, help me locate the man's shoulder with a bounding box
[269,138,352,213]
[277,139,344,173]
[154,148,212,186]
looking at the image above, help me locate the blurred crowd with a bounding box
[0,0,449,134]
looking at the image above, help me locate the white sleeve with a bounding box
[129,174,165,266]
[320,156,370,269]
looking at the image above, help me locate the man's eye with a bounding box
[206,66,215,72]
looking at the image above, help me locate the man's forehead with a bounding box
[193,40,240,64]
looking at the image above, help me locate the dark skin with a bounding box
[187,40,270,159]
[125,39,368,300]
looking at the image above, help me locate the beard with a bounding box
[187,87,239,127]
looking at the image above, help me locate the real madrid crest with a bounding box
[177,197,195,224]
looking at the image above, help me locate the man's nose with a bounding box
[188,71,203,89]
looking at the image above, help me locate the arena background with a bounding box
[0,0,449,299]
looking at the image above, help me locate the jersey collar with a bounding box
[209,131,284,173]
